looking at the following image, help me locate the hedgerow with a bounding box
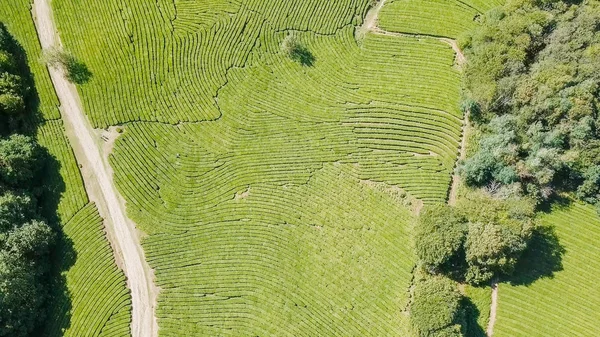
[379,0,503,38]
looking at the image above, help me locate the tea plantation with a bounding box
[2,0,600,336]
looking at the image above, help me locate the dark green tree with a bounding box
[415,205,467,272]
[0,134,41,187]
[410,276,465,337]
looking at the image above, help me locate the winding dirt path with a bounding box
[487,280,499,336]
[32,1,158,336]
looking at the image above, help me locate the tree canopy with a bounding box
[460,0,600,210]
[415,193,537,284]
[0,23,54,337]
[410,276,465,337]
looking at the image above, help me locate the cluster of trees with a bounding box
[459,0,600,212]
[0,24,54,337]
[415,193,536,285]
[410,193,536,336]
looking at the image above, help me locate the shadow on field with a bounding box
[462,297,486,337]
[507,225,565,286]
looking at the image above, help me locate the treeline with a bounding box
[0,24,54,337]
[409,193,536,336]
[459,0,600,212]
[408,0,600,335]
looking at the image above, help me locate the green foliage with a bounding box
[0,22,53,337]
[415,204,467,272]
[1,3,132,335]
[461,0,600,203]
[458,193,536,284]
[415,193,537,284]
[576,165,600,205]
[0,196,54,337]
[410,276,465,337]
[0,134,41,187]
[0,25,26,117]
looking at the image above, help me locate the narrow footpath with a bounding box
[32,1,158,336]
[487,280,499,336]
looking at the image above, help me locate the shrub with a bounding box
[281,35,315,66]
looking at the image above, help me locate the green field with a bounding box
[494,203,600,336]
[5,0,600,336]
[47,0,470,334]
[379,0,503,38]
[0,2,131,336]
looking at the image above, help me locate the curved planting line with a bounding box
[32,0,158,336]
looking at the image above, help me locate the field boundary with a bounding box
[31,0,159,336]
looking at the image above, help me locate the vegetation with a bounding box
[415,205,466,273]
[0,3,132,336]
[0,24,53,337]
[44,0,487,333]
[281,34,315,66]
[379,0,503,39]
[460,0,600,210]
[410,276,465,337]
[416,193,537,284]
[43,47,92,84]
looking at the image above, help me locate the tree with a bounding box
[0,23,54,337]
[457,193,536,284]
[0,134,41,186]
[42,47,92,84]
[281,34,315,66]
[415,205,467,272]
[0,192,34,232]
[410,276,465,337]
[464,222,528,284]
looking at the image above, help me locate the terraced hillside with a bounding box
[46,0,477,334]
[379,0,504,38]
[0,2,132,336]
[494,203,600,337]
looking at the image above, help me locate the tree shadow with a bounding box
[462,297,486,337]
[506,225,565,286]
[1,23,75,335]
[290,46,316,67]
[65,58,92,84]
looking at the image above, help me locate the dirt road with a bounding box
[32,1,158,336]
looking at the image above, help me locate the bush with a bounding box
[410,276,465,337]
